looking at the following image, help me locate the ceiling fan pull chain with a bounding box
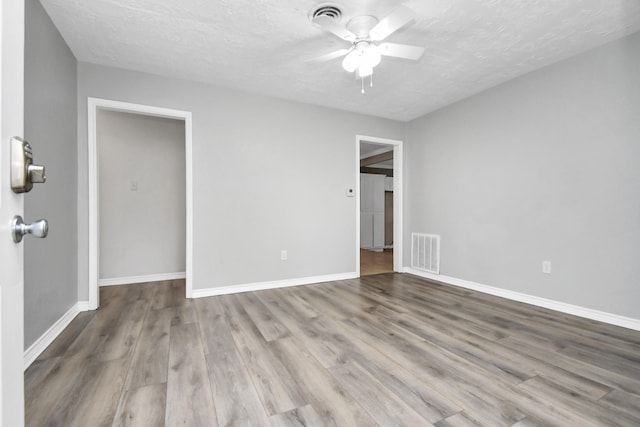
[361,77,365,94]
[370,74,373,88]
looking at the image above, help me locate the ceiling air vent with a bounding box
[311,5,342,22]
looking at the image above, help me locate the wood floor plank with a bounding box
[169,301,198,326]
[359,277,509,341]
[149,281,177,310]
[509,416,552,427]
[235,291,290,341]
[434,412,482,427]
[66,357,129,427]
[24,275,640,427]
[195,297,271,427]
[387,309,535,384]
[123,306,173,390]
[307,314,460,423]
[36,311,95,360]
[598,389,640,421]
[24,356,60,399]
[499,334,640,396]
[517,376,640,426]
[221,294,306,416]
[165,323,218,426]
[96,298,148,362]
[269,337,378,427]
[559,343,640,379]
[382,307,613,401]
[259,288,319,320]
[112,383,167,427]
[257,294,349,369]
[338,315,527,426]
[26,320,111,426]
[269,405,326,427]
[292,283,370,321]
[329,361,435,426]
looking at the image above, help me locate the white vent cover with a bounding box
[411,233,440,274]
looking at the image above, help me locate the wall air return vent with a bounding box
[411,233,440,274]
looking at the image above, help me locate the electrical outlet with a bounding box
[281,250,288,261]
[542,261,551,274]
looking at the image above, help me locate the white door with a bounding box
[0,1,26,426]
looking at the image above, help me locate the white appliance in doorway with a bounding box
[360,173,385,251]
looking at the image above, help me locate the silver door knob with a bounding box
[11,215,48,243]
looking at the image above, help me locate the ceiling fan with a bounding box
[310,4,425,93]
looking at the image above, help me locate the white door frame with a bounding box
[87,97,193,309]
[356,134,403,275]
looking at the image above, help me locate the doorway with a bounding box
[356,135,403,277]
[97,110,185,287]
[88,98,193,309]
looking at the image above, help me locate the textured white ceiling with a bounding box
[40,0,640,121]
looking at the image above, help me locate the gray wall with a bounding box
[98,110,186,279]
[24,0,78,348]
[405,31,640,318]
[77,63,404,299]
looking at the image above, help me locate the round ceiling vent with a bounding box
[311,4,342,22]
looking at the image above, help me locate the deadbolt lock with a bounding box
[11,136,46,193]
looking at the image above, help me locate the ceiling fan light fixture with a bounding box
[363,44,381,68]
[342,50,359,72]
[357,63,373,78]
[342,42,381,73]
[312,4,421,93]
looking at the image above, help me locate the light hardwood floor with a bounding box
[25,275,640,426]
[360,248,393,276]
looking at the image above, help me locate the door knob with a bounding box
[11,215,48,243]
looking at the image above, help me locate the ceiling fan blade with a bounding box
[378,43,425,60]
[311,48,351,63]
[369,5,416,41]
[312,15,356,42]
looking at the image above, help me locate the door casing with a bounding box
[87,98,194,309]
[355,134,403,276]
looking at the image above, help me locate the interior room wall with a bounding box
[24,0,78,348]
[405,31,640,319]
[97,110,186,281]
[77,63,405,299]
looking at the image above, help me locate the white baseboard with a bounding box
[77,301,92,312]
[191,272,358,299]
[404,268,640,332]
[99,272,186,287]
[24,303,81,370]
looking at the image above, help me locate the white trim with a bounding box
[360,145,393,160]
[191,272,358,299]
[184,113,194,298]
[23,303,80,370]
[87,97,194,308]
[356,135,403,276]
[77,301,91,312]
[99,272,186,287]
[404,268,640,332]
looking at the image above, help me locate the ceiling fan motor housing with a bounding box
[346,15,379,39]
